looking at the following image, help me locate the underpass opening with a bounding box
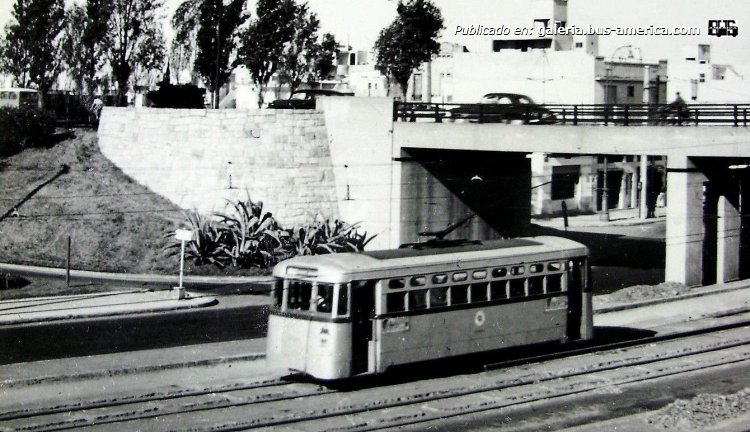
[398,148,531,244]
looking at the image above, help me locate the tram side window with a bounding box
[547,273,563,292]
[509,278,525,297]
[452,284,469,305]
[288,280,313,310]
[409,289,428,310]
[337,284,348,315]
[387,292,406,312]
[430,286,448,307]
[490,280,507,299]
[528,276,544,295]
[471,282,488,302]
[316,283,334,313]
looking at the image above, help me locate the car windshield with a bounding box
[517,96,534,104]
[290,92,309,100]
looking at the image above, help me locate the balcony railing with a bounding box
[393,101,750,126]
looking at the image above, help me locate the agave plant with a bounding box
[286,216,376,256]
[165,210,232,268]
[216,199,288,268]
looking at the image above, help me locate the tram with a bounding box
[266,236,593,380]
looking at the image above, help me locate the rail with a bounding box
[393,101,750,126]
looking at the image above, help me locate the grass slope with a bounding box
[1,129,204,276]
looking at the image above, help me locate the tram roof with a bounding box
[273,236,588,280]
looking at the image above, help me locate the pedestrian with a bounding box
[670,92,688,125]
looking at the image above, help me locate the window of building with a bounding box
[575,42,583,48]
[389,278,405,289]
[551,165,580,200]
[699,73,706,83]
[627,85,635,97]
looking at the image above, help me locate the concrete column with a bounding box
[640,155,649,219]
[717,195,741,283]
[618,172,628,209]
[665,156,706,286]
[631,167,640,209]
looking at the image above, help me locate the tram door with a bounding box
[566,259,585,340]
[350,280,376,375]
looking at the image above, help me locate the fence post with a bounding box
[392,100,397,122]
[744,109,747,127]
[573,105,578,126]
[624,105,629,126]
[694,109,699,126]
[561,108,567,125]
[478,103,484,123]
[434,104,441,123]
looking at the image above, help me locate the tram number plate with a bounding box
[383,317,410,333]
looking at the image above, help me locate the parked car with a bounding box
[268,89,354,109]
[449,93,557,124]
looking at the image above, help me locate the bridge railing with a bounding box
[393,101,750,126]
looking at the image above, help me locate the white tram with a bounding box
[266,236,593,380]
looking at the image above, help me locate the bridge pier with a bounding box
[665,157,706,286]
[666,156,746,286]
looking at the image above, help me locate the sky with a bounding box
[0,0,748,65]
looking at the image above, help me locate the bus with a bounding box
[266,236,593,380]
[0,88,41,108]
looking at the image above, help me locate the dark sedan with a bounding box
[450,93,557,124]
[268,89,354,109]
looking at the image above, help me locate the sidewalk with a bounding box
[532,206,667,229]
[0,289,223,325]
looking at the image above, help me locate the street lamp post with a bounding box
[174,229,194,299]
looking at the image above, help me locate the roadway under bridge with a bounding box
[320,98,750,288]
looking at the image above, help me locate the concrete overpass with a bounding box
[320,98,750,288]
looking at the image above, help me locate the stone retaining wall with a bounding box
[97,107,339,226]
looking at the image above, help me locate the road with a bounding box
[0,297,268,364]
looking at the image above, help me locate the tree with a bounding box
[0,0,67,107]
[194,0,248,108]
[107,0,165,105]
[131,22,166,89]
[374,0,443,99]
[61,0,113,96]
[279,3,319,93]
[169,0,201,84]
[237,0,297,108]
[309,32,338,83]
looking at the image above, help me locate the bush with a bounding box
[146,83,206,109]
[0,107,56,157]
[166,198,376,270]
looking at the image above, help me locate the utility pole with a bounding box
[600,156,610,221]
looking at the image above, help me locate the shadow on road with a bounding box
[530,224,666,293]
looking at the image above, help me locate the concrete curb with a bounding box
[0,292,218,325]
[0,352,266,389]
[0,262,275,292]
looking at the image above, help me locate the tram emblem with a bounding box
[474,310,486,326]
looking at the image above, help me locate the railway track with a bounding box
[2,311,750,432]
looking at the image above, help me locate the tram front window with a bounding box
[316,283,334,313]
[288,280,313,311]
